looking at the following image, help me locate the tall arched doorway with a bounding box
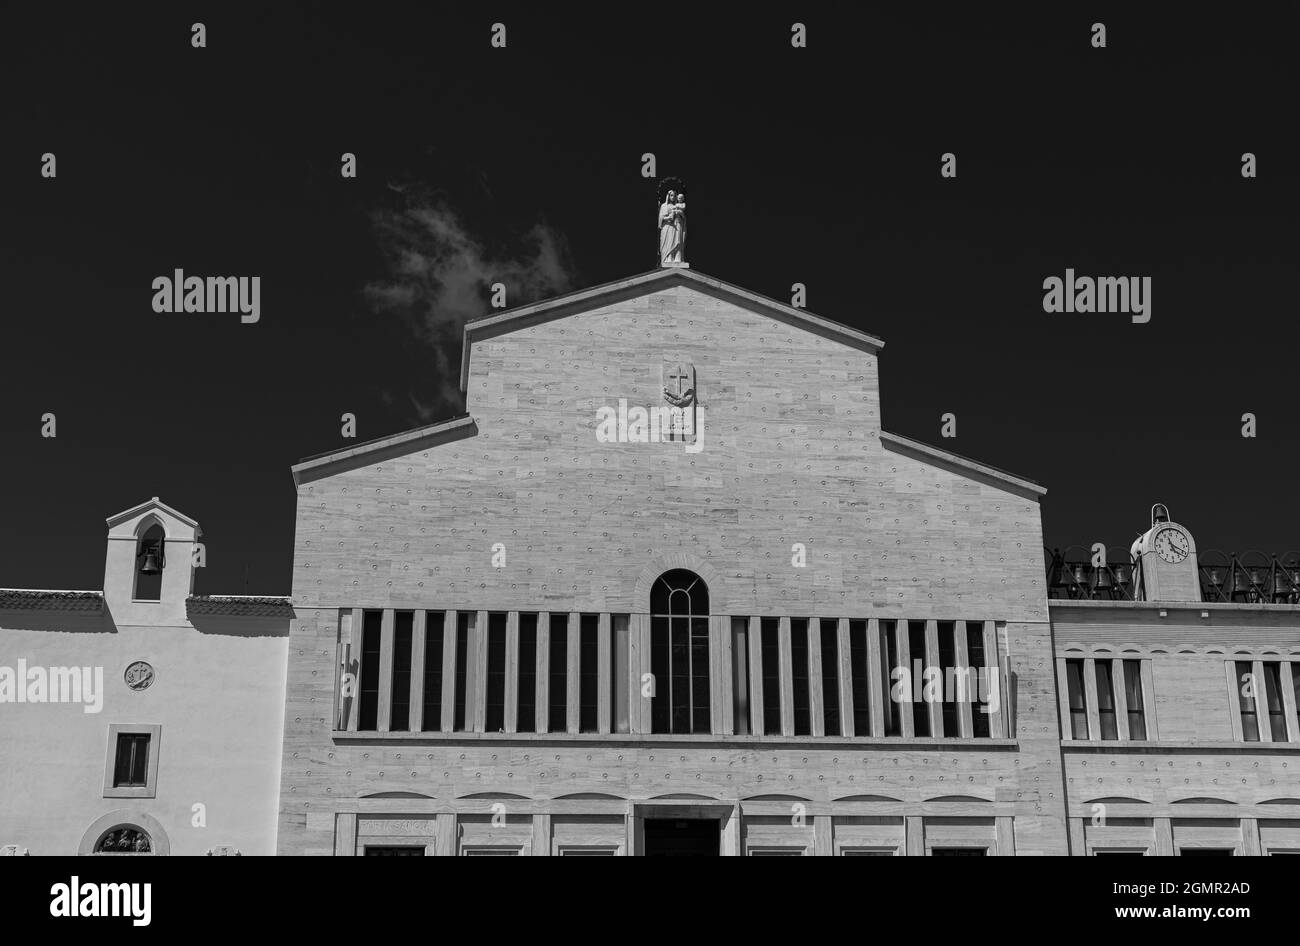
[649,569,710,734]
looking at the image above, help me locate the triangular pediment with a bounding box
[458,266,885,393]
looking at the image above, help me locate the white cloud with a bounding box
[365,191,576,418]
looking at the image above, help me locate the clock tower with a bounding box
[1130,503,1202,602]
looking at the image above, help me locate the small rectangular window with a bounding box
[1237,661,1259,742]
[579,614,599,733]
[390,611,414,731]
[517,613,537,733]
[485,613,507,732]
[1065,659,1088,739]
[358,610,383,731]
[760,618,781,735]
[1095,660,1118,740]
[113,733,150,787]
[421,611,445,731]
[548,614,568,733]
[791,619,811,736]
[1123,659,1146,740]
[820,620,841,736]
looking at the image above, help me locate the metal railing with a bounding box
[1045,546,1300,604]
[1196,550,1300,604]
[1044,546,1137,601]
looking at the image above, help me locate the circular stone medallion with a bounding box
[124,661,155,691]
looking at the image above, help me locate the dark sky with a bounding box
[2,4,1297,595]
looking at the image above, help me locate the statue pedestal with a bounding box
[659,261,690,269]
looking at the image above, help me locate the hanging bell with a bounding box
[140,549,163,575]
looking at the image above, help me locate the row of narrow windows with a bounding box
[1063,659,1149,741]
[1063,657,1300,743]
[1233,660,1300,743]
[346,610,1001,739]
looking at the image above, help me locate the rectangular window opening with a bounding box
[1264,662,1287,742]
[517,613,537,733]
[908,621,929,737]
[112,733,150,787]
[485,612,507,732]
[390,611,414,731]
[1237,661,1259,742]
[1123,659,1146,740]
[791,619,811,736]
[421,611,446,731]
[882,621,900,736]
[579,614,599,733]
[849,620,871,736]
[612,614,630,734]
[938,621,958,737]
[453,612,472,732]
[1065,659,1088,740]
[548,614,568,733]
[358,609,383,732]
[967,622,990,738]
[732,617,750,736]
[1096,659,1118,741]
[760,618,781,736]
[821,620,841,736]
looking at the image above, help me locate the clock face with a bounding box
[1153,527,1190,564]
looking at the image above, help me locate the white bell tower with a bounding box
[103,497,202,625]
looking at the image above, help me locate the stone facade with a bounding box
[1054,601,1300,856]
[276,268,1069,856]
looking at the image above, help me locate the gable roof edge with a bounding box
[879,431,1046,502]
[105,497,200,530]
[459,267,885,392]
[291,415,477,486]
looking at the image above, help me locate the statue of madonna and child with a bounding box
[657,181,687,267]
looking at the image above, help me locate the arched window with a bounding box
[650,569,710,734]
[94,826,153,854]
[133,523,165,601]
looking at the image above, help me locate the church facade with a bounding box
[277,266,1069,856]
